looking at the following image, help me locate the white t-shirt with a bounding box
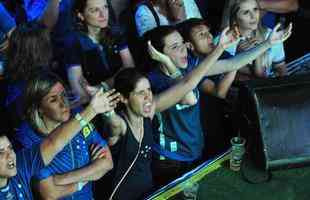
[135,0,202,37]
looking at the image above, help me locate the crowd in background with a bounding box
[0,0,308,199]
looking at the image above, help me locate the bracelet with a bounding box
[170,70,182,79]
[102,110,115,118]
[75,113,88,127]
[100,82,110,92]
[77,181,85,191]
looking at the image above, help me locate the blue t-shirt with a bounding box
[0,145,44,200]
[147,54,204,161]
[15,116,107,200]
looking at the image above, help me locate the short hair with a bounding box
[143,25,177,53]
[177,18,209,42]
[23,72,65,132]
[114,68,146,99]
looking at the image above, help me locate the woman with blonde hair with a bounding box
[221,0,288,80]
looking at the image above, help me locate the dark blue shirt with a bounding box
[147,54,204,161]
[0,145,44,200]
[15,116,107,200]
[65,31,128,85]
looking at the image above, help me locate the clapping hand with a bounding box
[268,23,292,45]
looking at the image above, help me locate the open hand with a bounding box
[218,26,240,49]
[90,89,120,114]
[268,23,292,45]
[147,41,172,64]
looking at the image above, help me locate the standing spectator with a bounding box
[135,0,202,37]
[15,72,115,199]
[221,0,288,80]
[65,0,135,105]
[0,75,117,199]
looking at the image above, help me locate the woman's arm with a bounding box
[40,89,120,165]
[119,47,136,68]
[216,71,237,99]
[206,23,292,76]
[154,41,225,112]
[147,41,197,106]
[259,0,299,13]
[38,176,79,200]
[53,145,113,184]
[68,66,91,105]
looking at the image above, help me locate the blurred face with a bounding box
[163,31,188,69]
[127,78,153,118]
[39,82,71,127]
[190,24,215,55]
[83,0,109,28]
[0,136,17,179]
[236,0,260,32]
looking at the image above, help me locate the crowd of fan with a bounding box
[0,0,308,199]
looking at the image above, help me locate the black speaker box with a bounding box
[238,74,310,170]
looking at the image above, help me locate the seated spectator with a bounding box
[14,72,115,199]
[134,0,202,37]
[65,0,135,105]
[0,72,117,199]
[221,0,288,80]
[145,23,291,187]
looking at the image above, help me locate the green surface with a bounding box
[170,159,310,200]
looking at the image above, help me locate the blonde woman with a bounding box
[221,0,288,80]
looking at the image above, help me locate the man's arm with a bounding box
[259,0,299,13]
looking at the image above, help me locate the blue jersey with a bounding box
[15,116,107,200]
[0,145,44,200]
[148,54,204,161]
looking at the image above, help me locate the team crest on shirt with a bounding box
[82,123,95,138]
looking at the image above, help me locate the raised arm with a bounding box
[40,89,120,165]
[259,0,299,13]
[153,27,234,112]
[205,23,292,76]
[148,41,197,105]
[38,0,61,30]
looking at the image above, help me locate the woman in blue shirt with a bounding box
[65,0,135,105]
[0,72,118,200]
[15,72,117,199]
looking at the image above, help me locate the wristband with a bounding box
[170,70,182,79]
[75,113,88,127]
[77,181,85,191]
[102,110,115,118]
[100,82,110,92]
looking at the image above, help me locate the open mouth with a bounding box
[8,160,15,169]
[143,102,152,113]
